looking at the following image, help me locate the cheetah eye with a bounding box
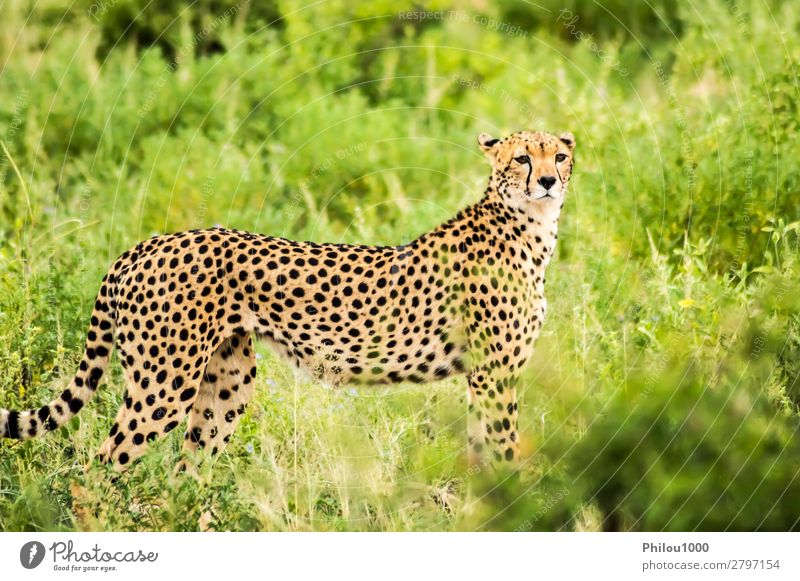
[514,155,530,165]
[555,153,567,162]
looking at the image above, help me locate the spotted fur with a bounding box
[0,130,575,470]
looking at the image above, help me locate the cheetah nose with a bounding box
[538,175,557,190]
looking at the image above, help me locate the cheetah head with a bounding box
[478,130,575,205]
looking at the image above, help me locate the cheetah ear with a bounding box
[559,132,576,151]
[477,133,501,161]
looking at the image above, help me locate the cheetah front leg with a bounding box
[180,332,257,463]
[467,368,520,469]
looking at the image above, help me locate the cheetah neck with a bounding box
[477,184,563,270]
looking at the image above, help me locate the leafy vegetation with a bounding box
[1,0,799,531]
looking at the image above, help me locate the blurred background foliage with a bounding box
[1,0,799,531]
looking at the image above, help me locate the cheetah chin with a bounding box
[1,130,575,471]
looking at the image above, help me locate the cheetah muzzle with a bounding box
[1,130,576,471]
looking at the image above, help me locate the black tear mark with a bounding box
[525,163,533,195]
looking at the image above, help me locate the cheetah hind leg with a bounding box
[95,353,206,472]
[178,332,257,471]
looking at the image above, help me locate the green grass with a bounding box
[1,0,800,531]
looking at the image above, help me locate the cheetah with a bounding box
[1,130,575,471]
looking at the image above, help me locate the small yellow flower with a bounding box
[678,298,695,309]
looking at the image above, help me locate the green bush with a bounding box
[568,360,800,531]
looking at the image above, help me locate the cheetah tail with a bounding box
[1,273,117,440]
